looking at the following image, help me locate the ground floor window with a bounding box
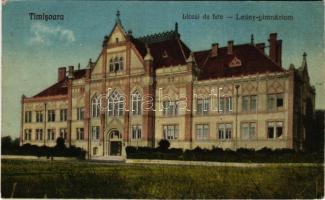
[47,129,55,141]
[77,128,84,140]
[24,129,32,141]
[35,129,43,141]
[196,124,209,140]
[163,125,179,140]
[267,121,283,139]
[93,147,98,155]
[59,128,67,140]
[92,126,100,140]
[218,123,232,140]
[241,122,256,140]
[131,125,142,140]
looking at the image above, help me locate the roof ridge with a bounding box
[137,30,179,44]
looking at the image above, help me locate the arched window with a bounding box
[109,59,114,72]
[91,95,100,118]
[131,90,142,115]
[119,57,124,71]
[114,57,119,72]
[108,90,124,116]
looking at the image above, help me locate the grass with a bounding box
[1,159,324,198]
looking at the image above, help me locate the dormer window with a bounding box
[229,56,242,67]
[109,56,124,72]
[162,50,168,58]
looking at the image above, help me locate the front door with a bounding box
[110,141,122,156]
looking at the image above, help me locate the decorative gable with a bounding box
[229,56,242,67]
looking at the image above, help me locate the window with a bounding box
[77,128,84,140]
[196,124,209,140]
[60,109,67,121]
[59,128,67,140]
[131,90,142,115]
[115,37,119,43]
[25,111,32,123]
[267,94,284,111]
[109,57,124,72]
[197,99,210,115]
[47,129,55,141]
[24,129,32,141]
[131,125,142,140]
[267,121,283,139]
[218,123,232,140]
[163,101,178,116]
[242,95,257,112]
[77,108,84,120]
[219,96,232,113]
[163,125,179,140]
[92,96,100,118]
[48,110,55,122]
[35,129,43,141]
[241,122,256,140]
[92,126,100,140]
[36,111,43,122]
[93,147,98,155]
[108,91,124,116]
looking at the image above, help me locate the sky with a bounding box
[2,1,324,138]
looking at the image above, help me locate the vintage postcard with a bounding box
[1,0,324,199]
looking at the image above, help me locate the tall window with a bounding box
[131,90,142,115]
[77,128,84,140]
[197,99,210,115]
[196,124,209,140]
[25,111,32,123]
[60,109,67,121]
[35,129,43,141]
[162,101,178,116]
[48,110,55,122]
[267,121,283,139]
[92,96,100,118]
[24,129,32,141]
[267,94,284,112]
[241,122,256,140]
[163,125,179,140]
[109,57,124,72]
[47,129,55,141]
[92,126,100,140]
[59,128,67,140]
[36,111,43,122]
[242,95,257,112]
[77,107,84,120]
[131,125,142,140]
[108,91,124,116]
[219,96,232,113]
[218,123,232,140]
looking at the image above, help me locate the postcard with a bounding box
[1,1,324,199]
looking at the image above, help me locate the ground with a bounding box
[1,159,324,198]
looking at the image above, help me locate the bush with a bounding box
[158,139,170,152]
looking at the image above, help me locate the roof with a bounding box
[32,69,87,98]
[130,30,191,69]
[193,44,283,80]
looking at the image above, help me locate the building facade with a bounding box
[20,12,315,159]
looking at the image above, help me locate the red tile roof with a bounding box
[32,69,87,98]
[193,44,283,80]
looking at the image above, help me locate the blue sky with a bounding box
[2,1,324,138]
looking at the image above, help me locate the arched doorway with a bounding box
[106,130,122,156]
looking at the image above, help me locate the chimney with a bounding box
[211,43,219,57]
[256,43,265,53]
[268,33,282,66]
[68,66,74,79]
[58,67,66,82]
[227,40,234,55]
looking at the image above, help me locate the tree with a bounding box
[158,139,170,152]
[55,137,66,149]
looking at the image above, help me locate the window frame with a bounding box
[196,124,209,140]
[163,124,179,140]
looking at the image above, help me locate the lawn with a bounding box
[1,159,323,199]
